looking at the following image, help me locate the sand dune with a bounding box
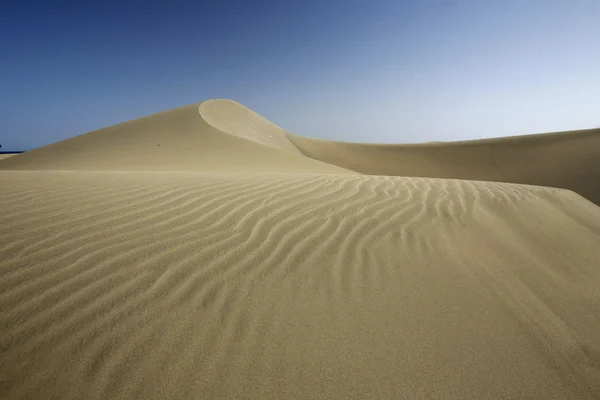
[0,101,349,174]
[1,100,600,399]
[0,154,17,161]
[289,127,600,205]
[3,99,598,205]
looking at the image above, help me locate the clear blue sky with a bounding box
[1,0,599,150]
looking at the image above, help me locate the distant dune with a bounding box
[290,127,600,206]
[1,100,599,400]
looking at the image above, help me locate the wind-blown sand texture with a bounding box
[1,100,600,400]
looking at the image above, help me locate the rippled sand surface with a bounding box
[1,100,599,399]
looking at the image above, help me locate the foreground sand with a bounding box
[1,100,600,399]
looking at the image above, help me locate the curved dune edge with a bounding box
[1,171,600,399]
[198,99,303,155]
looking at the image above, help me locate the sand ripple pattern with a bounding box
[1,171,600,400]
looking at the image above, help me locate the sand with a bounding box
[1,100,600,399]
[0,154,17,161]
[289,127,600,206]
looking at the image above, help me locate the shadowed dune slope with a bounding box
[0,102,350,174]
[1,171,600,399]
[289,128,600,204]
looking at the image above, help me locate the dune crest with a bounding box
[198,99,302,155]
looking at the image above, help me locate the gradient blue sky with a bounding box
[1,0,599,150]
